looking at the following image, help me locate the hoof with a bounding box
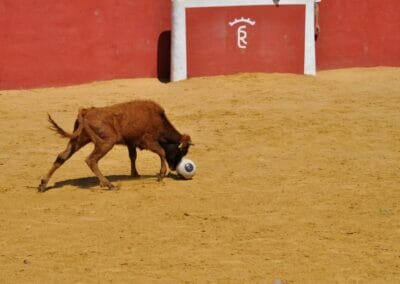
[100,181,116,190]
[38,180,47,193]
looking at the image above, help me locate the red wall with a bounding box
[0,0,171,90]
[0,0,399,90]
[317,0,400,70]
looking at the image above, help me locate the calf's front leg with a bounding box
[127,144,139,177]
[145,141,167,181]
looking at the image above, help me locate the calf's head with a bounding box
[163,134,192,170]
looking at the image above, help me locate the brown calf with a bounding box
[38,100,192,192]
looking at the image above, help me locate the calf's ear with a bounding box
[179,134,193,149]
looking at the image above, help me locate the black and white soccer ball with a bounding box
[176,158,196,179]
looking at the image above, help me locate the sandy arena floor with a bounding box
[0,68,399,283]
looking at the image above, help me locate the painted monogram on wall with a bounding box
[229,17,256,49]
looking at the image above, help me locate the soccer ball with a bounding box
[176,159,196,179]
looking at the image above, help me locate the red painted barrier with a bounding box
[0,0,399,90]
[0,0,171,90]
[186,5,305,77]
[316,0,400,69]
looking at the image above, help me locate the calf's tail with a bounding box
[47,109,85,139]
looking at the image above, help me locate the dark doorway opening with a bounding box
[157,31,171,83]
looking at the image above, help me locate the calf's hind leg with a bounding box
[38,138,88,192]
[85,143,115,189]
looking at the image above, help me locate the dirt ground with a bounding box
[0,67,399,283]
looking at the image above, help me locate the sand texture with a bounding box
[0,68,399,282]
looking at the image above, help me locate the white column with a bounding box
[171,0,187,81]
[304,0,316,75]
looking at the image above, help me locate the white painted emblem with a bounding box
[229,17,256,49]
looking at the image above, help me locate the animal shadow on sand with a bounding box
[46,173,183,191]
